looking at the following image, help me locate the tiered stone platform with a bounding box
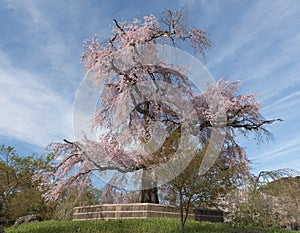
[73,203,223,222]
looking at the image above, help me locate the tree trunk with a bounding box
[139,101,159,204]
[179,190,185,233]
[140,169,159,204]
[141,187,159,203]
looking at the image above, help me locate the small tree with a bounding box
[168,127,252,232]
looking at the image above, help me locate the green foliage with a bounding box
[5,219,297,233]
[0,145,52,224]
[0,145,53,225]
[0,144,102,225]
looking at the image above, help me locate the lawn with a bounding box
[5,218,298,233]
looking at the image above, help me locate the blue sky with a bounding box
[0,0,299,175]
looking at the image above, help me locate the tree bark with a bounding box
[141,187,159,204]
[140,169,159,204]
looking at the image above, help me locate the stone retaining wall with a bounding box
[73,203,223,222]
[194,208,224,222]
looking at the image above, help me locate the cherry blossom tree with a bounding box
[37,9,281,204]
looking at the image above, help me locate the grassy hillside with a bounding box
[5,218,297,233]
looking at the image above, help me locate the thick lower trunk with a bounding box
[141,187,159,204]
[140,169,159,204]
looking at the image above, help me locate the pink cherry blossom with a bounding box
[37,10,281,202]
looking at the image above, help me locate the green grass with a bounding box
[5,218,298,233]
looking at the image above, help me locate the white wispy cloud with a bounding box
[263,90,300,112]
[0,50,73,147]
[207,1,300,69]
[4,0,83,90]
[249,137,300,174]
[0,1,114,147]
[251,133,300,161]
[252,157,300,174]
[203,0,300,106]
